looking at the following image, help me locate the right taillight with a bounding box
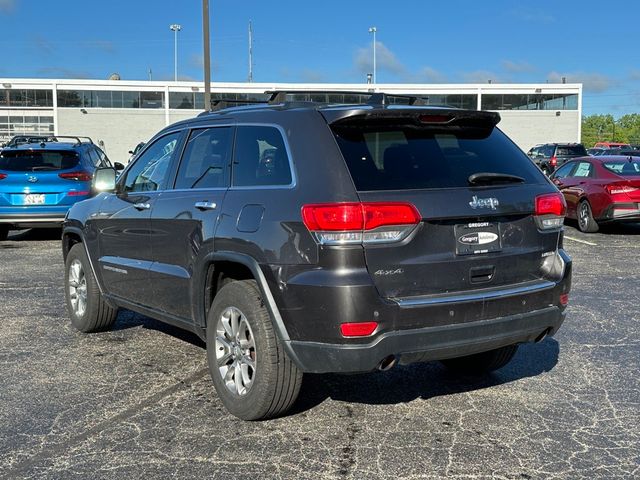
[605,184,637,195]
[0,173,6,180]
[301,202,421,245]
[535,193,566,229]
[550,156,558,167]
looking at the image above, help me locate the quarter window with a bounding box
[122,132,181,192]
[233,126,292,187]
[174,127,232,189]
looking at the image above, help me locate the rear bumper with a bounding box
[599,203,640,223]
[288,307,565,373]
[0,210,68,227]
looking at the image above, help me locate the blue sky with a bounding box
[0,0,638,116]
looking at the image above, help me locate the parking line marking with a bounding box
[564,236,598,246]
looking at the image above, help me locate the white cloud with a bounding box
[502,60,535,74]
[354,41,405,76]
[547,71,614,93]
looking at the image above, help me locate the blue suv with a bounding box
[0,137,123,240]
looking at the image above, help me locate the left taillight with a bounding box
[58,171,92,182]
[535,193,566,229]
[0,173,7,180]
[301,202,421,245]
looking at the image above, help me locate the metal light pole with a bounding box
[368,26,377,84]
[203,0,211,110]
[169,24,182,81]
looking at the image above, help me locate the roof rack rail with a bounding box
[265,90,430,106]
[49,136,94,145]
[210,98,269,112]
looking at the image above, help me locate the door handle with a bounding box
[194,201,217,211]
[133,202,151,210]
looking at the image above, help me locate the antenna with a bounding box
[148,67,152,81]
[248,20,253,82]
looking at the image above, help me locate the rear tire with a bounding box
[577,199,599,233]
[0,225,8,241]
[65,243,118,332]
[206,280,302,420]
[441,344,519,375]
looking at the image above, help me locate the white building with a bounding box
[0,78,582,163]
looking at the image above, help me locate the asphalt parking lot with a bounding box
[0,223,638,479]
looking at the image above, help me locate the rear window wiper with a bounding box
[468,172,525,185]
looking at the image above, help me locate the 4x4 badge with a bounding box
[469,196,499,210]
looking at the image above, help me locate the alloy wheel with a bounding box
[68,259,87,317]
[579,202,590,231]
[215,306,257,396]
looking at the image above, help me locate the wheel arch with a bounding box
[196,251,303,369]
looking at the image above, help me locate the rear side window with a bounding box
[556,145,587,156]
[332,126,543,190]
[573,162,593,177]
[233,126,292,187]
[174,127,232,189]
[553,162,575,179]
[0,150,79,171]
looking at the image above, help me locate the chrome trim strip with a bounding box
[393,280,556,308]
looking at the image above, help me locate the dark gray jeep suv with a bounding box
[62,92,572,420]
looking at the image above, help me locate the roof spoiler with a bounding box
[326,108,501,128]
[266,90,430,106]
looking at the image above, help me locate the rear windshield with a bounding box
[0,150,80,172]
[556,145,587,156]
[603,160,640,176]
[332,125,543,190]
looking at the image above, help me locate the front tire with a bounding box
[441,344,519,375]
[206,280,302,420]
[65,243,118,332]
[577,199,599,233]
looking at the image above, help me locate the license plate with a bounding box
[455,222,501,255]
[24,194,45,205]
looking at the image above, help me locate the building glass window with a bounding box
[481,94,578,110]
[56,90,164,109]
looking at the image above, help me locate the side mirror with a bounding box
[128,150,134,155]
[92,167,117,192]
[113,162,125,171]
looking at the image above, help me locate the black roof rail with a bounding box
[50,136,94,145]
[210,98,269,112]
[266,90,431,106]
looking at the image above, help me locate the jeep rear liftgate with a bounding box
[329,110,564,299]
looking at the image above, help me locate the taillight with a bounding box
[550,156,557,167]
[301,202,421,245]
[0,173,6,180]
[559,293,569,307]
[605,184,638,195]
[340,322,378,337]
[535,193,566,229]
[58,171,92,181]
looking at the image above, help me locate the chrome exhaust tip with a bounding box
[377,355,397,371]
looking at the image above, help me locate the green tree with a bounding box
[582,113,640,146]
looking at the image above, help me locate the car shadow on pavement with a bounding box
[5,228,62,242]
[291,339,560,414]
[112,310,206,349]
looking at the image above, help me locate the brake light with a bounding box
[605,184,638,195]
[67,190,90,196]
[302,202,421,245]
[550,156,557,167]
[58,171,92,182]
[340,322,378,337]
[0,173,6,180]
[418,114,452,124]
[534,193,566,229]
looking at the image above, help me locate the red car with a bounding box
[550,156,640,232]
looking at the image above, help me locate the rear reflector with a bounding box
[559,293,569,307]
[535,193,566,229]
[340,322,378,337]
[302,202,421,245]
[0,173,6,180]
[58,171,92,182]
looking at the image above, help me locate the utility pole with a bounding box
[203,0,211,111]
[248,20,253,82]
[368,26,377,84]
